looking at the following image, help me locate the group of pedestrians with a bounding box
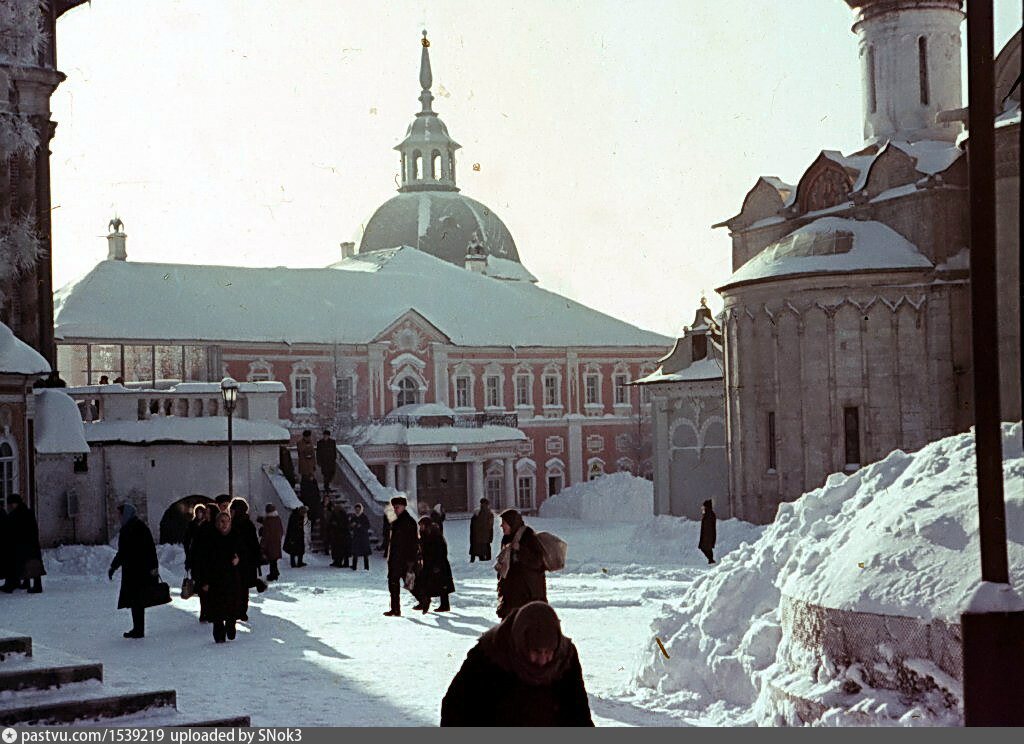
[177,494,267,643]
[324,501,373,570]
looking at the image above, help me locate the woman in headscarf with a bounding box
[440,601,593,726]
[108,502,159,639]
[494,509,547,619]
[202,511,243,643]
[412,516,455,613]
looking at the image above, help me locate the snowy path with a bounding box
[1,518,712,727]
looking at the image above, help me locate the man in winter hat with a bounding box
[383,496,419,616]
[441,601,593,726]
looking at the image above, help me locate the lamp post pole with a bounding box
[960,0,1024,726]
[221,378,239,500]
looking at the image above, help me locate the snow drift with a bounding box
[631,423,1024,726]
[538,472,654,522]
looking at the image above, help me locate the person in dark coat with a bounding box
[469,498,495,562]
[279,445,297,488]
[0,505,11,589]
[192,494,232,622]
[299,477,322,527]
[413,517,454,613]
[2,494,45,594]
[326,502,352,568]
[349,503,372,570]
[441,601,594,727]
[259,504,284,580]
[494,509,547,619]
[202,511,243,643]
[698,499,717,565]
[182,503,208,576]
[316,430,337,493]
[107,502,159,638]
[383,496,420,617]
[230,498,261,621]
[284,506,307,567]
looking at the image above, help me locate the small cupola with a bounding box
[395,31,461,193]
[464,231,487,273]
[106,217,126,261]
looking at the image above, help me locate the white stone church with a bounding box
[644,0,1020,524]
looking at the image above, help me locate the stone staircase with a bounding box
[0,632,249,727]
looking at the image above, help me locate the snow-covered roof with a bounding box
[54,247,671,349]
[261,464,304,510]
[83,417,290,445]
[357,423,526,447]
[389,402,456,418]
[634,357,724,384]
[481,255,538,283]
[0,321,50,376]
[718,217,932,291]
[34,390,90,454]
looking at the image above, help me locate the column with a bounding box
[385,462,396,489]
[404,463,418,505]
[503,457,515,510]
[470,459,484,511]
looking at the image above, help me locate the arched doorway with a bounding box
[159,495,214,544]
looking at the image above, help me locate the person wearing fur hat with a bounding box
[494,509,547,619]
[284,506,308,567]
[469,498,494,562]
[107,502,159,638]
[441,601,593,726]
[383,496,419,616]
[259,504,284,580]
[1,494,45,594]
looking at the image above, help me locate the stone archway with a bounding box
[159,494,214,544]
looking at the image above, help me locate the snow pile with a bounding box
[538,472,654,522]
[0,320,49,375]
[34,389,90,454]
[631,423,1024,726]
[42,543,185,582]
[625,515,763,567]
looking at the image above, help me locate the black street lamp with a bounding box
[220,377,239,499]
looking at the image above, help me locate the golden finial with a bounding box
[422,30,430,48]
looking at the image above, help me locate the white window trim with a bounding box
[638,364,656,405]
[451,363,475,411]
[247,359,273,383]
[515,474,536,510]
[0,436,19,509]
[587,457,606,480]
[484,374,503,410]
[290,362,317,414]
[541,364,562,409]
[513,363,534,410]
[612,363,632,408]
[335,373,358,412]
[394,375,422,409]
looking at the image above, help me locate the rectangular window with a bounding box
[516,476,534,509]
[294,376,312,409]
[585,374,601,405]
[543,376,560,406]
[336,377,353,412]
[547,475,563,497]
[455,376,471,408]
[691,334,708,361]
[918,36,929,105]
[844,406,861,468]
[73,453,89,473]
[486,477,502,503]
[515,375,531,406]
[767,411,777,471]
[613,374,630,405]
[639,385,651,405]
[485,376,501,408]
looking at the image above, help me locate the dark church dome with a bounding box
[356,32,523,268]
[359,191,519,265]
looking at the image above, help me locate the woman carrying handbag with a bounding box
[108,502,168,639]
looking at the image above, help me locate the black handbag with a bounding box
[139,578,172,608]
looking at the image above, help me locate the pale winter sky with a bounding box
[47,0,1021,338]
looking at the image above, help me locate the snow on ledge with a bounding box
[962,581,1024,614]
[34,389,90,454]
[718,217,932,291]
[0,321,50,376]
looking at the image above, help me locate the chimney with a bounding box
[106,217,127,261]
[340,242,356,260]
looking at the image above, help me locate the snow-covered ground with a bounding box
[0,513,759,727]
